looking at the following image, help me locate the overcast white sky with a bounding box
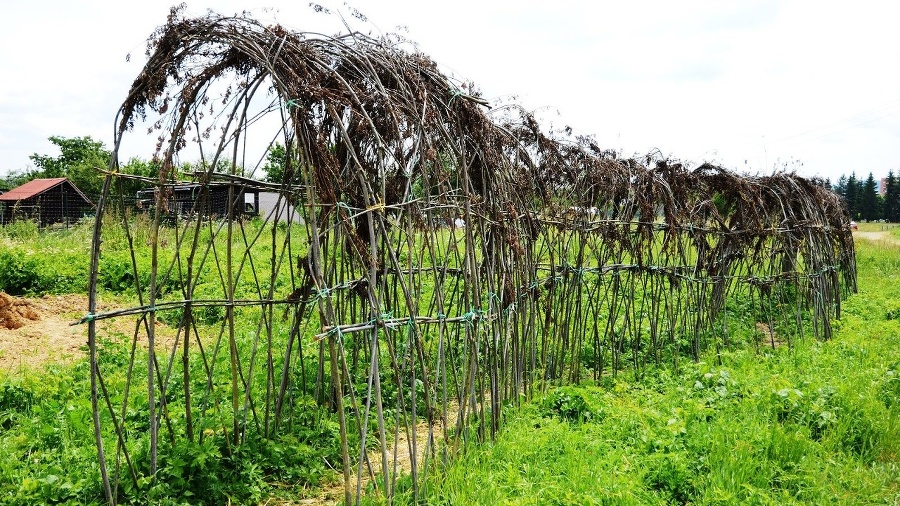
[1,0,899,183]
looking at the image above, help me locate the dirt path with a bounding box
[307,393,482,505]
[854,230,900,246]
[303,417,451,505]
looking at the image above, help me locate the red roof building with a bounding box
[0,178,94,226]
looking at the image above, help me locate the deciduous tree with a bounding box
[29,136,110,198]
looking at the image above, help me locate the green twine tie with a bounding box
[447,88,464,106]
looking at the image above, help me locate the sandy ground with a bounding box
[0,292,91,371]
[0,292,180,373]
[756,321,786,349]
[312,415,455,505]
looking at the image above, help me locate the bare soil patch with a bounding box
[301,418,448,505]
[0,292,89,371]
[0,292,40,330]
[310,397,478,505]
[0,292,171,373]
[756,321,787,349]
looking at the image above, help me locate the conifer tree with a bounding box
[885,170,899,222]
[860,172,879,221]
[844,172,859,219]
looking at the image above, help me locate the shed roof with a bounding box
[0,178,91,204]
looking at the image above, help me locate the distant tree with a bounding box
[263,143,287,183]
[1,168,38,189]
[263,142,302,184]
[844,172,859,219]
[116,157,161,200]
[885,170,900,222]
[29,136,110,198]
[860,172,879,221]
[214,158,241,175]
[833,175,847,198]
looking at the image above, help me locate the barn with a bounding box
[135,182,259,220]
[0,177,94,226]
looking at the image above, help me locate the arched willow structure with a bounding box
[83,9,856,504]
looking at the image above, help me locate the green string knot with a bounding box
[462,308,479,326]
[447,88,464,106]
[336,202,354,222]
[374,311,393,326]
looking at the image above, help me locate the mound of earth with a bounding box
[0,293,91,371]
[0,292,40,330]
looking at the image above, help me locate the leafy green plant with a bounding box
[0,247,86,295]
[0,219,39,240]
[540,385,602,423]
[643,451,695,504]
[0,249,45,295]
[0,380,35,431]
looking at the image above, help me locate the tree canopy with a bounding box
[860,172,879,221]
[28,136,110,198]
[885,170,899,222]
[831,170,900,223]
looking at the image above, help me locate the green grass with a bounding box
[0,334,346,505]
[388,231,900,506]
[0,220,91,295]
